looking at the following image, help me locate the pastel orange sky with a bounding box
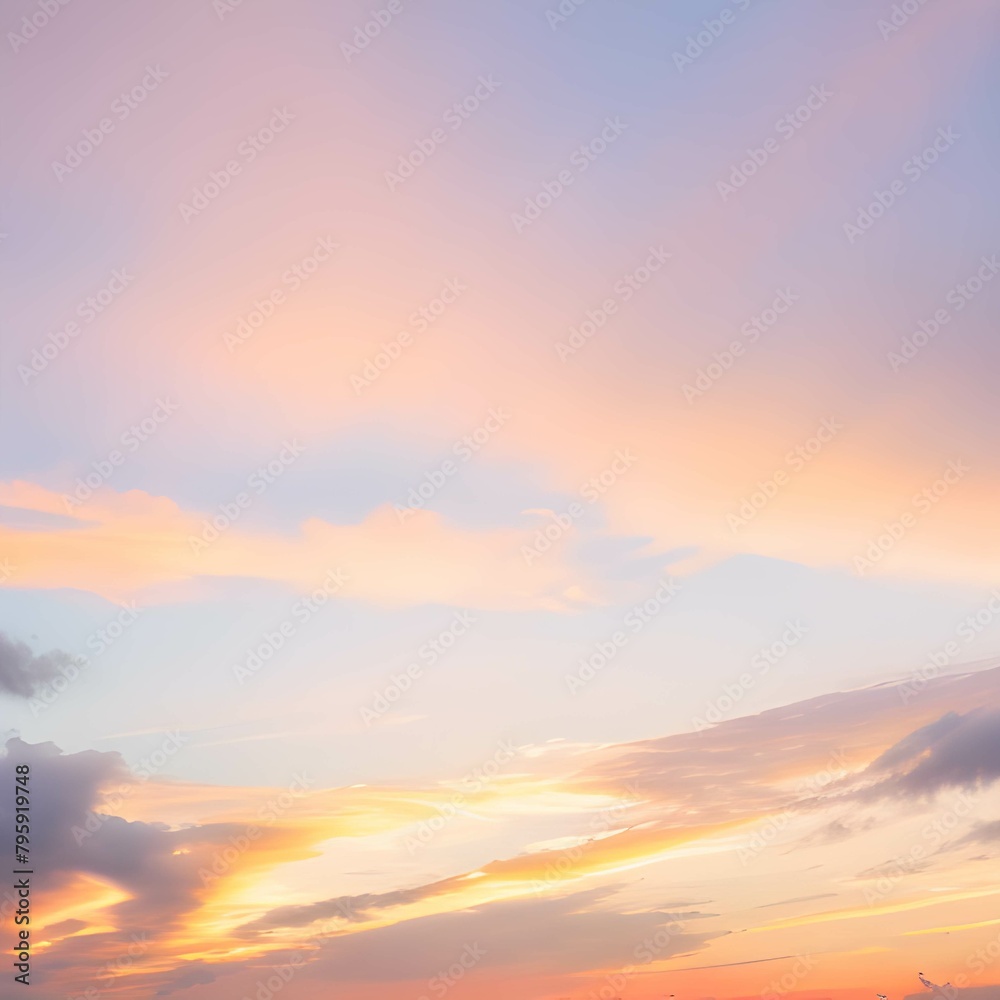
[2,1,999,998]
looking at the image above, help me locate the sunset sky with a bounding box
[2,0,1000,998]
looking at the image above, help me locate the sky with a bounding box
[1,0,999,997]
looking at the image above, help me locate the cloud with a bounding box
[240,887,432,935]
[238,667,1000,961]
[568,667,1000,828]
[152,961,222,996]
[955,819,1000,846]
[0,633,74,698]
[798,815,877,847]
[64,882,717,995]
[0,480,637,611]
[0,738,212,933]
[861,708,1000,799]
[7,664,1000,997]
[237,813,733,945]
[753,894,838,909]
[0,739,347,994]
[299,888,717,983]
[868,711,967,773]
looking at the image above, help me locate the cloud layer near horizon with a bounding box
[5,663,1000,999]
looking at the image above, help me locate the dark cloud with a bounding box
[0,738,130,874]
[861,708,1000,799]
[0,738,314,994]
[0,632,75,698]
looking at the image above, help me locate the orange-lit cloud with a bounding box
[7,663,999,997]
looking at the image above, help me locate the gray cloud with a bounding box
[299,887,717,983]
[0,738,311,995]
[0,632,75,698]
[130,890,718,997]
[240,887,431,935]
[955,819,1000,846]
[868,712,965,772]
[862,708,1000,799]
